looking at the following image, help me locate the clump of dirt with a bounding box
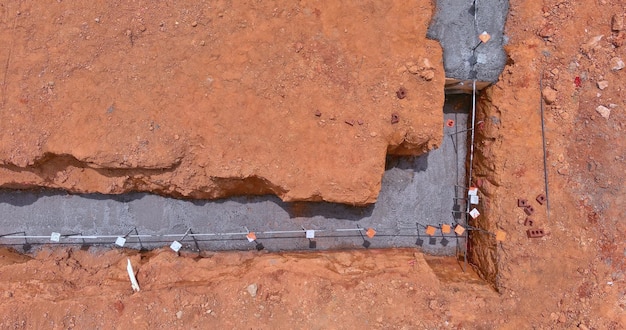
[0,247,499,328]
[0,1,444,205]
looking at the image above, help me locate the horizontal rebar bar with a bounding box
[0,225,488,241]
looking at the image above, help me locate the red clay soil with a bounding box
[0,0,625,329]
[0,0,443,205]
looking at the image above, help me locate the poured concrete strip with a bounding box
[0,101,470,255]
[428,0,509,86]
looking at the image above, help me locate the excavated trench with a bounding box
[0,94,468,255]
[0,0,509,284]
[465,86,505,285]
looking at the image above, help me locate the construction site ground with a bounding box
[0,0,625,329]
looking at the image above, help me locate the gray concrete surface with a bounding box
[0,97,471,255]
[428,0,509,82]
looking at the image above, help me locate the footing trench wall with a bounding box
[467,88,501,285]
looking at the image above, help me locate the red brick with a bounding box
[527,229,545,238]
[518,198,529,207]
[524,205,535,216]
[536,194,546,205]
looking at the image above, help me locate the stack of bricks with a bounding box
[518,194,547,238]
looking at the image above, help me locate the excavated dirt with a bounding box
[0,0,625,329]
[0,0,443,205]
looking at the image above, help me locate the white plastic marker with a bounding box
[127,258,140,292]
[50,232,61,242]
[115,236,127,247]
[170,240,183,252]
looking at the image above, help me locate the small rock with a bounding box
[612,31,626,47]
[612,14,624,31]
[581,35,603,53]
[191,21,198,27]
[176,311,183,319]
[550,312,559,321]
[369,132,377,137]
[423,58,433,69]
[558,313,567,323]
[610,57,625,70]
[596,105,611,119]
[551,68,559,75]
[538,23,555,38]
[408,65,419,74]
[578,324,589,330]
[557,166,570,175]
[420,69,435,81]
[428,299,438,310]
[247,283,258,297]
[597,80,609,90]
[376,316,383,323]
[95,17,100,23]
[174,134,180,140]
[542,87,557,104]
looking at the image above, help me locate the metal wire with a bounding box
[0,225,491,243]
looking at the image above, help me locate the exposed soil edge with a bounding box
[467,87,501,287]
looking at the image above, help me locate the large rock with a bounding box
[0,1,443,205]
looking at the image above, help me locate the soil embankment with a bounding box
[0,1,443,205]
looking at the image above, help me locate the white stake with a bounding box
[127,258,140,292]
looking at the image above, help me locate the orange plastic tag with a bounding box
[441,224,451,234]
[425,226,436,236]
[479,31,491,43]
[366,228,377,238]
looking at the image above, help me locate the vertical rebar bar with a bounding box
[463,79,478,273]
[540,70,551,220]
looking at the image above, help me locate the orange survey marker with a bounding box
[446,119,455,127]
[246,232,257,242]
[425,226,436,236]
[366,228,377,238]
[479,31,491,43]
[454,225,466,236]
[495,230,507,242]
[441,224,451,234]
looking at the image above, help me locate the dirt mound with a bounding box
[0,247,496,328]
[0,1,443,205]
